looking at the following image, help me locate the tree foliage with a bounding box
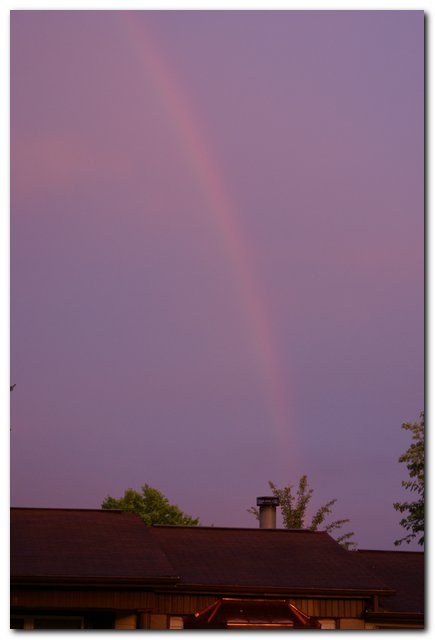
[248,475,356,549]
[101,484,199,526]
[393,412,424,547]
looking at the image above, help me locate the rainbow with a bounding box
[120,12,291,446]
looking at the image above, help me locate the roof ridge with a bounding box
[151,525,324,533]
[11,507,124,514]
[357,549,424,555]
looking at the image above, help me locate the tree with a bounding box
[248,474,356,549]
[393,412,424,547]
[101,484,199,526]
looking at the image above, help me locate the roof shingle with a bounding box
[11,508,177,582]
[357,550,424,613]
[148,525,391,593]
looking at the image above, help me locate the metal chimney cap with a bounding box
[256,496,279,507]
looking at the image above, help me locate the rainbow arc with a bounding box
[121,12,291,446]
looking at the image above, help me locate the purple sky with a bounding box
[10,10,424,549]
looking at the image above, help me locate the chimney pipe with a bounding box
[256,496,279,529]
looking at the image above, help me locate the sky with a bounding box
[9,8,424,550]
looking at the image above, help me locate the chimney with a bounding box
[256,496,279,529]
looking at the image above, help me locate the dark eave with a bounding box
[364,611,424,625]
[161,582,396,599]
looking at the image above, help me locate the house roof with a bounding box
[357,550,424,614]
[147,525,393,595]
[11,508,178,585]
[12,508,420,606]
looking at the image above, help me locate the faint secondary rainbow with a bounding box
[121,12,291,445]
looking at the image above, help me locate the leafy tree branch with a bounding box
[394,412,424,546]
[249,475,356,549]
[102,484,199,526]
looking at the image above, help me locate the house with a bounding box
[10,508,424,630]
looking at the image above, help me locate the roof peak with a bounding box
[11,507,124,514]
[152,524,322,533]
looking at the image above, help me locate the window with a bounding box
[318,619,337,629]
[169,616,184,630]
